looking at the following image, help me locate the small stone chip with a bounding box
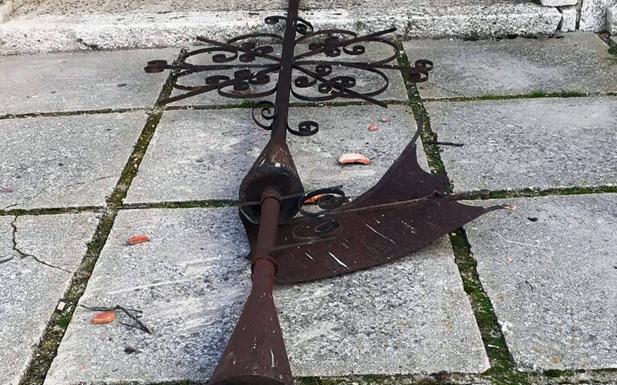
[90,310,116,325]
[338,153,371,165]
[127,234,150,245]
[503,204,517,212]
[124,346,137,354]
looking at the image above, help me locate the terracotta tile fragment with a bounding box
[127,234,150,245]
[90,310,116,325]
[338,153,371,165]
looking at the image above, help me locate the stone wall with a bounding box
[580,0,617,30]
[538,0,616,32]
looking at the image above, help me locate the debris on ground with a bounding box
[368,123,379,131]
[304,194,326,204]
[124,346,137,354]
[338,153,371,165]
[503,204,517,212]
[127,234,150,245]
[57,301,66,312]
[90,310,116,325]
[378,115,390,123]
[0,186,14,193]
[425,140,465,147]
[82,305,152,334]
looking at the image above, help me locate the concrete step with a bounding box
[0,0,562,54]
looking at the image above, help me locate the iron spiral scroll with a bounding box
[144,16,434,137]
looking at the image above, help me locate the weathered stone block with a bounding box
[560,6,578,31]
[0,0,25,22]
[607,3,617,33]
[404,33,617,99]
[0,213,99,385]
[44,207,489,384]
[0,48,175,115]
[580,0,617,31]
[0,0,561,54]
[0,112,145,210]
[426,97,617,192]
[466,194,617,370]
[540,0,577,7]
[126,105,427,203]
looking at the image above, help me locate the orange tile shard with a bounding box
[127,234,150,245]
[90,311,116,325]
[304,193,326,204]
[338,153,371,165]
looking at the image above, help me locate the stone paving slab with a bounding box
[0,112,147,210]
[169,43,407,106]
[0,48,176,115]
[425,97,617,192]
[126,104,427,204]
[465,194,617,370]
[0,212,100,385]
[0,1,560,54]
[45,207,489,384]
[276,235,490,376]
[404,33,617,99]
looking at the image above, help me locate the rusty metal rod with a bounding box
[208,188,293,385]
[270,0,300,142]
[238,0,305,224]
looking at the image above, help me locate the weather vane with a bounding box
[145,0,505,384]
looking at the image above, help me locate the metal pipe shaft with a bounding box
[271,0,300,142]
[208,189,293,385]
[238,0,305,223]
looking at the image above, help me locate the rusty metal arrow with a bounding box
[144,1,503,383]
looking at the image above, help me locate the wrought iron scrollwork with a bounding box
[145,16,432,135]
[298,186,348,217]
[252,101,277,130]
[264,15,287,26]
[294,17,314,35]
[288,120,319,136]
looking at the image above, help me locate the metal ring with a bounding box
[298,186,347,217]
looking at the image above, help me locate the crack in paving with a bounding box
[122,199,237,210]
[6,216,72,273]
[0,107,147,121]
[3,189,48,211]
[423,90,617,103]
[0,206,103,217]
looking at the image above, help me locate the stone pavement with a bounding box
[0,32,616,385]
